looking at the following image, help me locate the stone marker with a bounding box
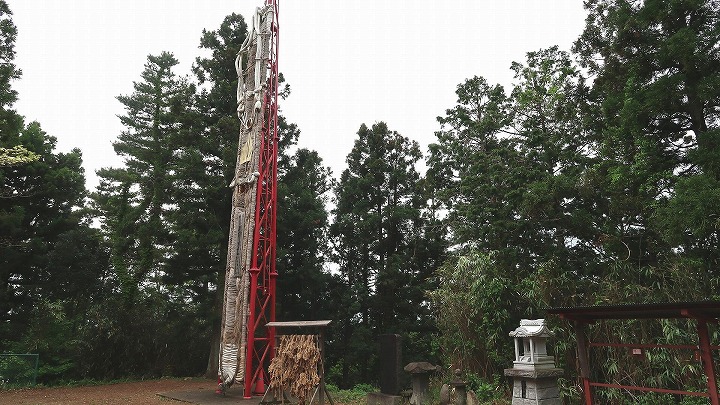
[367,334,403,405]
[379,334,403,395]
[439,384,450,405]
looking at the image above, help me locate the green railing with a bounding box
[0,354,39,388]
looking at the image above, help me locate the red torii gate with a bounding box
[548,301,720,405]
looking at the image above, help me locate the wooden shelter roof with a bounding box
[547,301,720,322]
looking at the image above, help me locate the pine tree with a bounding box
[0,0,24,165]
[94,51,195,299]
[1,121,92,341]
[0,0,19,111]
[0,1,115,382]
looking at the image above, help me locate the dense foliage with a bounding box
[2,1,720,403]
[330,122,444,386]
[426,0,720,402]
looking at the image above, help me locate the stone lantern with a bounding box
[404,362,438,405]
[510,319,555,370]
[504,319,563,405]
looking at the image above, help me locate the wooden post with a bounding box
[318,329,326,405]
[573,321,593,405]
[697,320,719,405]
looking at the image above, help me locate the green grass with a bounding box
[326,383,378,405]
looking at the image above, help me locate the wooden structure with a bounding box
[264,320,334,405]
[548,301,720,405]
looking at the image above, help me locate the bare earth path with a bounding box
[0,378,217,405]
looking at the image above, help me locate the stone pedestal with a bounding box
[503,368,563,405]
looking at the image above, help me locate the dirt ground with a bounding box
[0,377,218,405]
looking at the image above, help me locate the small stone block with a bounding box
[533,378,562,389]
[367,392,404,405]
[522,382,559,400]
[512,381,522,398]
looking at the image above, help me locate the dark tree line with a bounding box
[3,1,720,400]
[426,0,720,401]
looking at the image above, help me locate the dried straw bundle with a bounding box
[268,334,321,404]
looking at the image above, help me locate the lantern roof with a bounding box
[509,319,553,338]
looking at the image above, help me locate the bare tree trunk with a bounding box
[205,281,223,378]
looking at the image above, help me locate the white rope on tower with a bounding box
[218,4,275,392]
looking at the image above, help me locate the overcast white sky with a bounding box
[9,1,587,190]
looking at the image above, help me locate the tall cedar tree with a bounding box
[275,148,334,321]
[427,0,720,384]
[0,0,20,139]
[506,47,603,302]
[575,0,720,291]
[191,13,249,376]
[331,122,442,387]
[426,49,597,376]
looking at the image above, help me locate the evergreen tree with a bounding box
[191,14,254,377]
[94,51,195,299]
[427,76,519,253]
[427,48,603,377]
[427,0,720,388]
[276,148,333,321]
[575,0,720,285]
[428,46,601,301]
[91,51,217,379]
[0,2,99,360]
[507,47,604,295]
[331,122,441,386]
[0,0,20,120]
[0,1,113,382]
[1,121,91,340]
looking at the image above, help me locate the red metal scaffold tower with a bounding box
[217,0,278,398]
[244,0,279,397]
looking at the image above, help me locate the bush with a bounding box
[326,383,377,405]
[0,354,38,388]
[427,251,527,379]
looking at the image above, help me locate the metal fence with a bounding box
[0,354,39,388]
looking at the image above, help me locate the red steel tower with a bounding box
[243,0,279,397]
[217,0,278,398]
